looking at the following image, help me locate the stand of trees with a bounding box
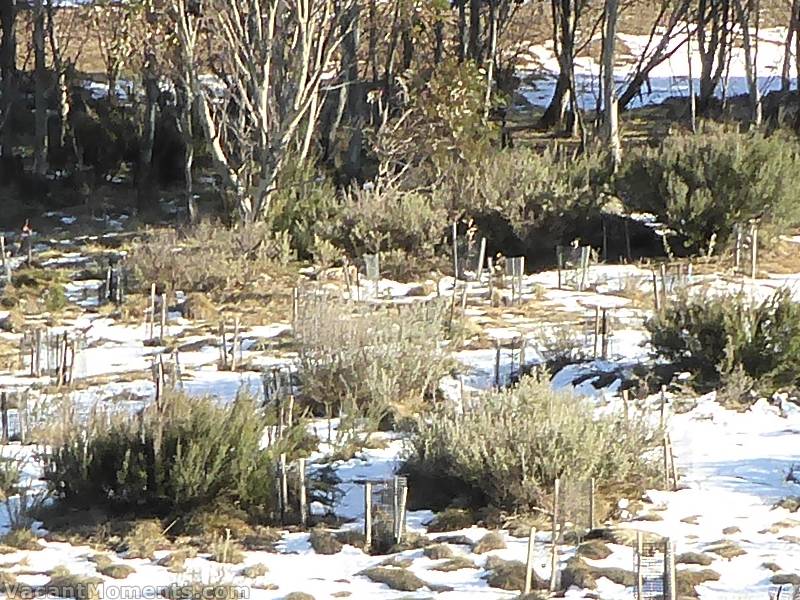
[0,0,795,225]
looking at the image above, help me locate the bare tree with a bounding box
[32,0,46,176]
[601,0,620,168]
[172,0,351,222]
[733,0,761,125]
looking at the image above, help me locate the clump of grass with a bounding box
[472,532,506,554]
[44,568,103,600]
[309,529,343,555]
[429,556,477,572]
[98,564,135,579]
[358,567,427,592]
[238,563,268,578]
[155,548,197,572]
[426,509,475,533]
[576,540,612,560]
[423,544,453,559]
[208,533,245,564]
[484,558,546,591]
[118,521,168,560]
[676,552,713,566]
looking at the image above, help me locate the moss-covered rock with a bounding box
[358,567,427,592]
[423,544,453,560]
[310,529,343,555]
[473,531,506,554]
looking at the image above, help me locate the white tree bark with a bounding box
[601,0,620,169]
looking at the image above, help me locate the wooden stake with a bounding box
[0,235,8,283]
[149,284,156,340]
[589,477,595,530]
[364,481,373,550]
[160,293,167,342]
[280,453,288,522]
[476,238,487,282]
[556,246,563,289]
[292,287,299,328]
[494,340,501,389]
[660,385,667,429]
[750,222,758,279]
[524,527,537,594]
[220,321,228,370]
[1,392,8,444]
[652,270,660,313]
[601,309,609,359]
[298,458,307,528]
[452,221,459,281]
[549,478,560,592]
[231,317,240,371]
[593,306,600,358]
[636,530,644,600]
[662,434,671,489]
[667,540,677,600]
[397,482,408,544]
[659,264,667,310]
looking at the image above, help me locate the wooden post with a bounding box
[624,219,632,262]
[220,321,228,370]
[231,317,240,371]
[589,477,595,530]
[68,340,76,384]
[622,388,630,420]
[667,433,678,490]
[636,530,644,600]
[1,392,8,444]
[298,458,307,528]
[662,434,671,489]
[149,283,156,340]
[660,385,667,429]
[524,527,537,594]
[652,270,660,314]
[601,309,609,359]
[556,246,563,290]
[476,238,487,282]
[519,338,526,373]
[0,235,8,283]
[593,306,600,358]
[750,222,758,279]
[292,287,299,328]
[287,394,295,428]
[160,293,167,342]
[451,221,459,281]
[392,476,400,543]
[397,481,408,544]
[487,257,494,301]
[734,224,742,272]
[667,540,677,600]
[18,394,26,444]
[549,478,560,592]
[494,340,501,389]
[364,481,373,550]
[659,264,668,310]
[279,453,288,522]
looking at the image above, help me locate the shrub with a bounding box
[295,296,453,431]
[43,390,307,521]
[125,222,292,296]
[406,375,657,511]
[648,288,800,389]
[618,125,800,253]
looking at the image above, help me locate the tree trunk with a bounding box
[0,0,17,180]
[137,51,159,210]
[782,0,798,91]
[175,79,195,223]
[484,0,497,117]
[601,0,620,168]
[33,0,47,177]
[540,0,576,130]
[734,0,761,126]
[457,0,466,61]
[468,0,481,62]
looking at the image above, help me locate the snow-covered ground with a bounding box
[0,230,799,599]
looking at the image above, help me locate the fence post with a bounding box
[494,340,501,389]
[556,246,563,290]
[298,458,307,528]
[451,221,459,281]
[601,309,609,359]
[593,306,600,358]
[160,293,167,342]
[549,478,560,592]
[279,453,288,523]
[231,317,240,371]
[750,222,758,279]
[1,392,7,444]
[364,481,373,550]
[652,270,660,314]
[636,530,643,600]
[666,539,677,600]
[476,238,487,282]
[659,264,667,310]
[0,235,9,283]
[524,526,537,594]
[149,283,156,340]
[397,481,408,544]
[588,477,595,530]
[660,385,667,429]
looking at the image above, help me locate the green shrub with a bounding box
[43,390,307,521]
[295,296,453,430]
[648,288,800,389]
[406,375,656,510]
[618,125,800,253]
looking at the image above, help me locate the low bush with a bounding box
[618,125,800,254]
[43,390,309,522]
[648,288,800,390]
[406,374,657,511]
[125,221,292,296]
[295,296,453,432]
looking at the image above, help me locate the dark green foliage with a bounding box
[44,391,308,521]
[618,125,800,253]
[406,375,656,511]
[648,288,800,390]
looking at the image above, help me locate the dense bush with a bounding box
[618,125,800,253]
[126,221,292,295]
[295,296,453,428]
[43,391,309,520]
[648,288,800,390]
[406,374,657,510]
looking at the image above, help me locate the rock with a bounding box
[309,529,343,555]
[472,532,506,554]
[358,567,427,592]
[676,552,714,566]
[576,540,612,560]
[423,544,453,560]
